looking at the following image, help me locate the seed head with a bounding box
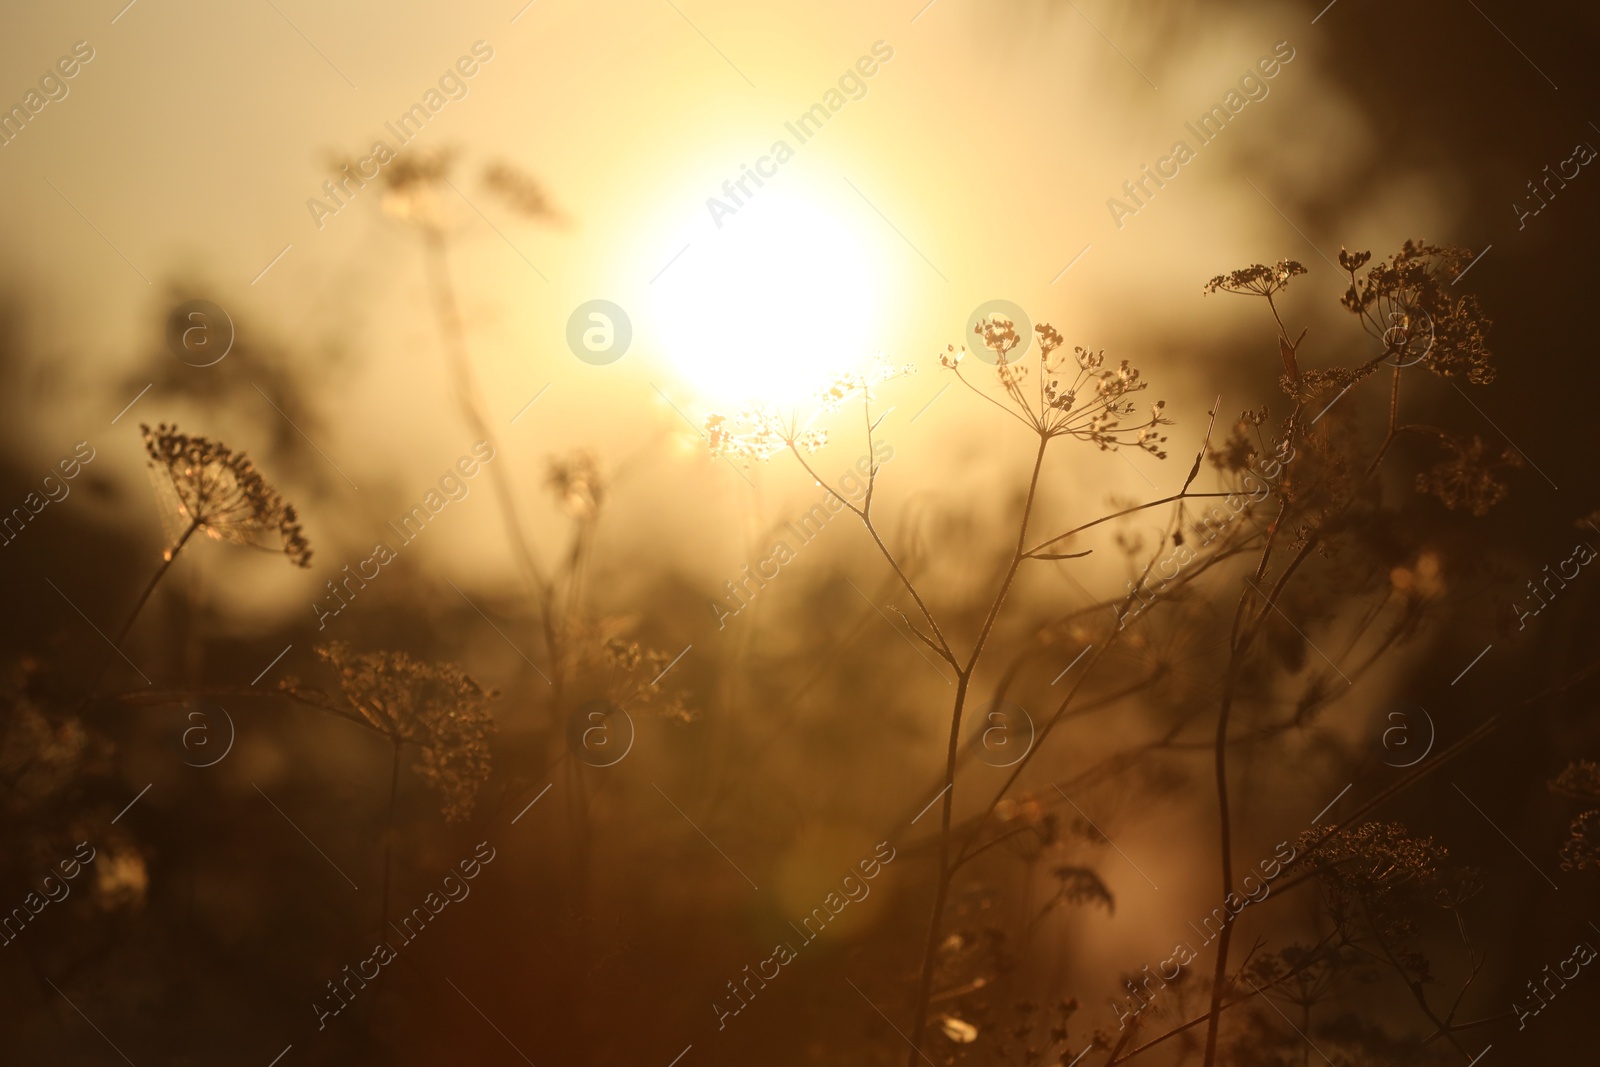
[140,423,311,567]
[315,642,498,821]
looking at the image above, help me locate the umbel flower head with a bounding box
[596,635,696,724]
[314,642,497,822]
[1203,258,1307,298]
[944,318,1172,454]
[377,147,456,232]
[1338,241,1495,384]
[706,356,910,465]
[545,450,606,520]
[370,148,564,236]
[140,423,311,567]
[1413,432,1522,516]
[1550,760,1600,871]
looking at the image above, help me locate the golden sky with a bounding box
[0,0,1460,621]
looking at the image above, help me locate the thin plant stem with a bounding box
[905,432,1051,1066]
[422,231,561,675]
[86,516,202,700]
[381,737,401,938]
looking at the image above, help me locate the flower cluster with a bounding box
[595,636,696,725]
[944,318,1171,454]
[140,423,311,567]
[545,450,605,520]
[482,160,562,222]
[705,409,820,464]
[1414,433,1523,516]
[706,359,908,466]
[312,642,498,821]
[1203,259,1307,298]
[1297,821,1473,981]
[1551,759,1600,871]
[377,147,456,232]
[1339,241,1495,384]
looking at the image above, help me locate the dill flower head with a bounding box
[545,450,606,519]
[974,314,1023,362]
[1297,821,1470,973]
[943,316,1173,451]
[1340,241,1495,384]
[706,359,907,465]
[314,642,498,821]
[597,636,696,724]
[1203,259,1307,297]
[705,409,804,464]
[482,160,563,222]
[140,423,311,567]
[378,147,456,232]
[1413,433,1522,515]
[1551,761,1600,871]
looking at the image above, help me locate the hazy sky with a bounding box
[0,0,1456,617]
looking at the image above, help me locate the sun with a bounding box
[648,187,886,407]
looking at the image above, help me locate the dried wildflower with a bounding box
[1051,865,1114,912]
[1558,810,1600,871]
[946,321,1172,454]
[1036,322,1065,357]
[1296,821,1469,978]
[1210,408,1273,474]
[378,147,456,231]
[1414,433,1522,515]
[141,423,311,567]
[1337,246,1372,272]
[974,314,1022,361]
[482,160,563,222]
[705,409,807,464]
[1339,241,1495,383]
[1552,759,1600,802]
[706,359,906,466]
[596,637,696,724]
[1203,259,1307,297]
[1551,761,1600,870]
[313,642,497,821]
[814,355,915,415]
[545,450,605,519]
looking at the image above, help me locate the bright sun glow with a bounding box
[649,189,884,407]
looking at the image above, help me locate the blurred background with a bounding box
[0,0,1597,1063]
